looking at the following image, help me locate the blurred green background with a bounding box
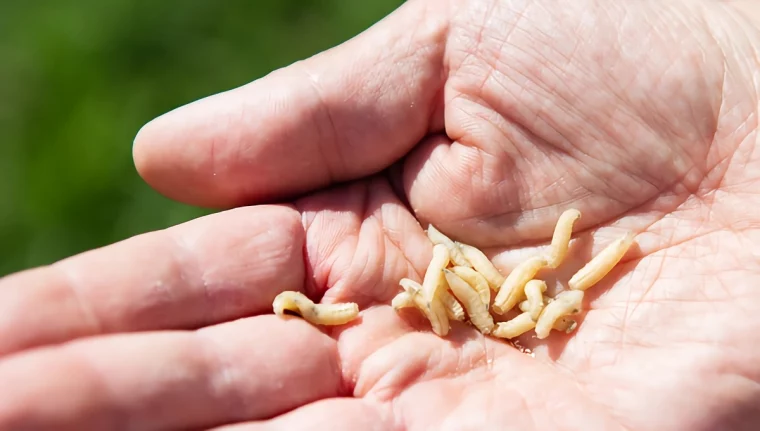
[0,0,403,277]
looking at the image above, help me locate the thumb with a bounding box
[133,0,449,208]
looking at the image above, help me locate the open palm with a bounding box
[1,0,759,430]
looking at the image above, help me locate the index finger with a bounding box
[0,205,305,356]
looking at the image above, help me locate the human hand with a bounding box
[2,0,760,429]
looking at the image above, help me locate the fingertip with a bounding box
[131,93,246,208]
[133,107,192,205]
[133,118,168,199]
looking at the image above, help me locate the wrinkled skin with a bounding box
[1,0,760,430]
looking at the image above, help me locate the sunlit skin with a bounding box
[1,0,760,430]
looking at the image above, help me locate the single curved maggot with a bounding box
[272,291,359,326]
[569,232,636,291]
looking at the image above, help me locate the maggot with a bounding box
[427,225,471,268]
[524,279,547,321]
[441,289,466,321]
[535,290,584,339]
[492,312,536,339]
[400,277,464,322]
[443,269,495,334]
[546,208,581,268]
[397,278,452,335]
[492,256,548,314]
[422,244,451,301]
[492,311,577,339]
[569,232,635,291]
[457,243,506,289]
[450,265,491,307]
[391,291,415,310]
[272,291,359,326]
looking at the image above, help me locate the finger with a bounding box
[402,133,590,249]
[0,315,345,431]
[132,0,448,208]
[210,398,387,431]
[0,205,305,356]
[296,177,432,306]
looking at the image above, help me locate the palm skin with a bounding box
[1,0,759,430]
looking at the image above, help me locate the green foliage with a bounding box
[0,0,403,276]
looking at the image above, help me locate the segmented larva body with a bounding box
[457,243,506,289]
[569,232,635,291]
[427,225,471,268]
[441,289,466,321]
[492,256,548,314]
[546,208,581,268]
[272,291,359,326]
[397,278,450,336]
[392,291,415,310]
[492,312,577,339]
[417,294,450,337]
[492,312,536,339]
[422,244,451,302]
[444,269,495,334]
[524,279,547,321]
[450,265,491,306]
[535,290,584,339]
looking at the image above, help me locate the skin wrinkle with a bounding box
[471,41,668,209]
[448,143,503,209]
[52,263,103,336]
[299,210,321,301]
[374,2,449,155]
[486,20,620,152]
[498,3,712,195]
[68,346,127,431]
[142,234,189,328]
[445,0,500,79]
[194,330,247,425]
[348,183,382,302]
[295,201,354,300]
[327,333,353,400]
[712,268,738,311]
[355,337,431,402]
[702,9,760,189]
[390,18,427,117]
[299,178,428,305]
[633,7,696,141]
[356,330,499,404]
[452,94,510,156]
[620,244,667,356]
[166,227,215,327]
[355,223,385,304]
[379,212,424,285]
[231,92,256,203]
[322,232,362,302]
[686,15,723,144]
[572,6,649,144]
[589,235,754,332]
[297,63,342,186]
[710,95,757,194]
[443,102,549,229]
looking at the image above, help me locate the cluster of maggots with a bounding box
[272,209,636,342]
[391,209,636,340]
